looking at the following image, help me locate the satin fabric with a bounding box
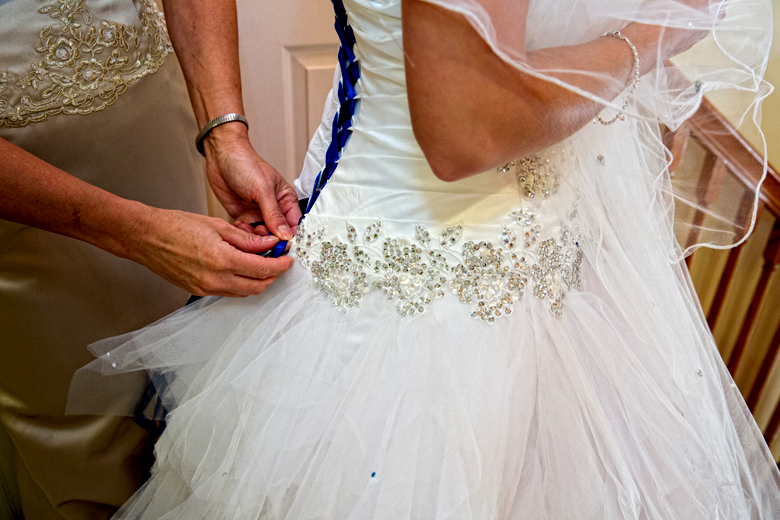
[0,1,207,517]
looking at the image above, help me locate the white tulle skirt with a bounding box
[69,252,780,519]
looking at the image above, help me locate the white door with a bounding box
[237,0,340,184]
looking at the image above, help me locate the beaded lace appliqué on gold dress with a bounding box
[0,0,171,128]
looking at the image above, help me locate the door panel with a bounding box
[236,1,339,184]
[284,44,339,180]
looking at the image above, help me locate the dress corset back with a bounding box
[306,0,576,235]
[294,0,583,320]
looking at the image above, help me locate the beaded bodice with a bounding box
[294,0,584,321]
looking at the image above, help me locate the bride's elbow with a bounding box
[415,134,489,182]
[412,116,529,182]
[409,93,548,182]
[425,153,470,183]
[409,113,502,182]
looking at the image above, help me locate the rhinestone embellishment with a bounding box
[81,67,98,81]
[498,148,568,200]
[517,155,559,199]
[294,211,583,321]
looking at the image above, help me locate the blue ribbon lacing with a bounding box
[132,371,172,440]
[306,0,361,215]
[261,0,361,258]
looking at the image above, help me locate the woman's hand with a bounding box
[203,123,302,240]
[122,204,293,297]
[0,137,294,298]
[162,0,301,241]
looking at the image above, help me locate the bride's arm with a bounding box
[402,0,707,181]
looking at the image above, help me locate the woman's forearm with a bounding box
[0,137,292,296]
[160,1,301,238]
[0,1,253,254]
[0,137,147,258]
[402,0,705,181]
[161,0,250,154]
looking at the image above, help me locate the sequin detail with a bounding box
[0,0,171,128]
[499,150,567,200]
[294,212,582,321]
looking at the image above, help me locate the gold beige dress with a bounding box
[0,0,207,517]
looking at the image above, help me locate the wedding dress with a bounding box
[69,0,780,518]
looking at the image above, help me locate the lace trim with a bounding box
[293,209,583,322]
[0,0,171,128]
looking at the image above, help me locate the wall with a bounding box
[759,0,780,167]
[747,0,780,168]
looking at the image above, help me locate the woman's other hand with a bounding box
[122,204,293,297]
[161,0,301,243]
[0,137,293,298]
